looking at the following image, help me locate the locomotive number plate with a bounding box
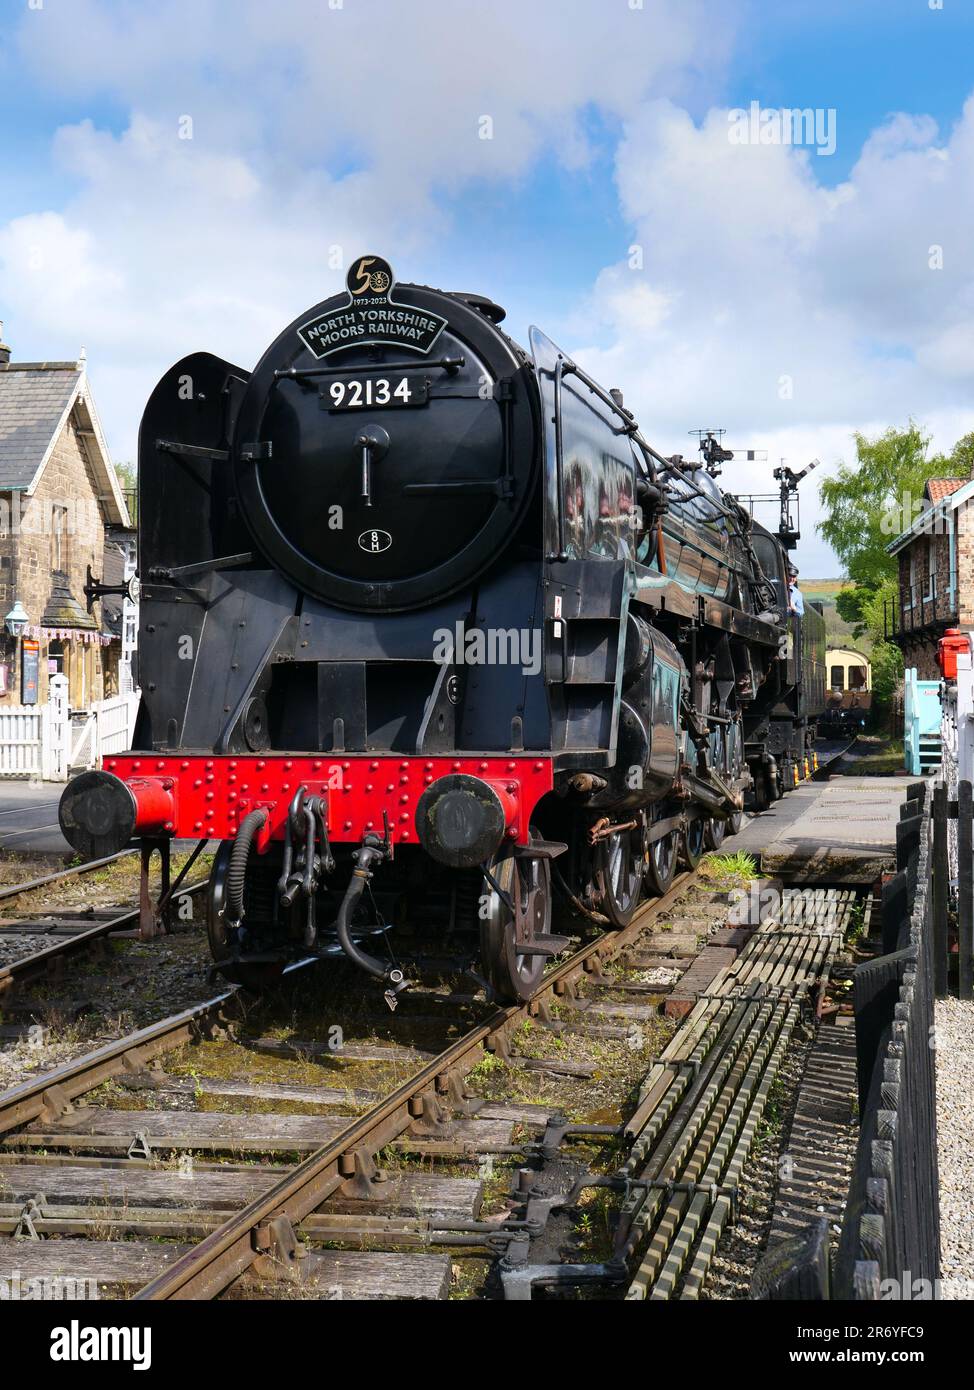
[325,375,430,411]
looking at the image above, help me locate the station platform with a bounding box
[730,774,916,882]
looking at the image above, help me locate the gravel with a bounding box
[935,996,974,1298]
[0,933,212,1091]
[636,966,683,987]
[0,931,58,968]
[700,1030,813,1299]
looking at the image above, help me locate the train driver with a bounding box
[788,564,805,616]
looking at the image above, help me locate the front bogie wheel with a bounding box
[479,845,553,1004]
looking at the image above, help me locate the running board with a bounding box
[514,840,568,860]
[516,934,573,958]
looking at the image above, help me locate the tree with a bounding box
[818,423,962,591]
[818,424,968,720]
[114,461,137,491]
[857,578,902,707]
[114,461,137,524]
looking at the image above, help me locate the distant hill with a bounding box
[802,578,851,603]
[801,578,873,653]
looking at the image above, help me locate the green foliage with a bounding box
[947,430,974,478]
[817,423,962,590]
[856,580,902,706]
[700,850,758,886]
[868,639,903,708]
[469,1050,505,1078]
[115,461,137,523]
[817,425,968,719]
[835,585,867,627]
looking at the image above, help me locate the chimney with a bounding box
[0,321,10,366]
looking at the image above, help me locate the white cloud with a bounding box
[1,0,735,460]
[3,3,974,581]
[560,97,974,573]
[14,0,732,188]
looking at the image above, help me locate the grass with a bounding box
[849,735,906,777]
[699,851,759,887]
[0,846,214,920]
[846,901,867,945]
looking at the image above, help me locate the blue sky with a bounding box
[2,0,974,574]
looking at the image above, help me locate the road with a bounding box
[0,783,69,855]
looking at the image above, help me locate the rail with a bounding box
[134,870,699,1300]
[0,879,210,997]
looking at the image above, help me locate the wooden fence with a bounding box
[832,779,941,1298]
[756,778,948,1300]
[0,703,46,778]
[0,678,139,781]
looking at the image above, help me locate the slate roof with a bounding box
[0,363,83,490]
[41,569,96,629]
[887,474,974,553]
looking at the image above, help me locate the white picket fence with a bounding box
[0,705,47,778]
[0,676,139,781]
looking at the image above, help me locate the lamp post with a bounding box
[2,601,29,701]
[4,601,28,639]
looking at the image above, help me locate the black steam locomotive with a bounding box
[60,256,826,1002]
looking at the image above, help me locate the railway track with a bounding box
[811,735,859,779]
[0,848,208,1000]
[0,737,853,1007]
[0,868,866,1301]
[621,888,864,1300]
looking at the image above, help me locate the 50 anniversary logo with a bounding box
[297,255,447,359]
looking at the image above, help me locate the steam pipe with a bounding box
[226,808,268,927]
[334,837,407,995]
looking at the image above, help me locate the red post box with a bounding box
[937,628,972,680]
